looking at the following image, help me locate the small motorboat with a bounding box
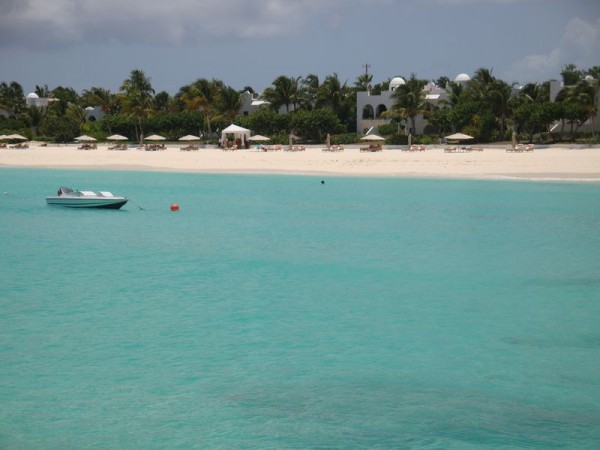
[46,187,128,209]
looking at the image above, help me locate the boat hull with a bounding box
[46,197,128,209]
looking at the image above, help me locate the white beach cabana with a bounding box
[221,124,251,148]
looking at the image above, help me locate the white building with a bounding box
[25,92,53,108]
[239,91,270,116]
[356,73,470,135]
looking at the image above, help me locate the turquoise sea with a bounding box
[1,168,600,449]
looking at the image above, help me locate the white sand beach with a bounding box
[1,143,599,182]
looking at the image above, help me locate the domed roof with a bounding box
[454,73,471,82]
[584,75,595,82]
[26,92,39,99]
[389,77,406,91]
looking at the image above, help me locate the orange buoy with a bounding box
[170,203,180,211]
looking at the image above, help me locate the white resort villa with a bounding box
[356,73,471,135]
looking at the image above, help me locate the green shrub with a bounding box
[386,133,408,145]
[331,133,359,145]
[377,123,398,136]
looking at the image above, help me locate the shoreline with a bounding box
[1,143,599,183]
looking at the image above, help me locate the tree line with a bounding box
[0,64,598,144]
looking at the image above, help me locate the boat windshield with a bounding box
[57,187,74,196]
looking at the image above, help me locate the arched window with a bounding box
[376,104,387,118]
[362,104,374,119]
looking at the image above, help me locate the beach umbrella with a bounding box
[107,134,128,141]
[75,135,96,142]
[8,134,28,140]
[445,133,473,141]
[360,134,385,141]
[145,134,166,141]
[179,134,201,141]
[445,133,473,147]
[248,135,270,142]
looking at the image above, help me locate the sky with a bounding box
[0,0,599,95]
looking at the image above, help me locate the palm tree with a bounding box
[465,67,496,103]
[0,81,26,118]
[82,87,117,134]
[35,84,51,98]
[555,81,594,139]
[177,78,224,136]
[263,75,301,113]
[354,73,373,92]
[65,104,88,129]
[488,80,514,139]
[318,73,351,116]
[119,69,154,143]
[440,82,464,108]
[118,90,155,143]
[216,86,242,123]
[154,91,174,113]
[390,73,427,135]
[299,74,320,110]
[118,70,156,143]
[120,69,155,98]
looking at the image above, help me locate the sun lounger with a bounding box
[323,145,344,152]
[466,146,483,152]
[360,144,382,152]
[507,144,533,152]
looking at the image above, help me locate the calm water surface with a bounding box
[1,168,600,449]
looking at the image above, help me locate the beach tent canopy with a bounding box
[145,134,166,141]
[248,135,270,142]
[222,124,250,134]
[360,134,385,141]
[179,134,201,141]
[107,134,128,141]
[221,124,250,145]
[445,133,473,140]
[75,135,96,141]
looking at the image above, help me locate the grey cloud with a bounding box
[506,17,600,82]
[0,0,342,48]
